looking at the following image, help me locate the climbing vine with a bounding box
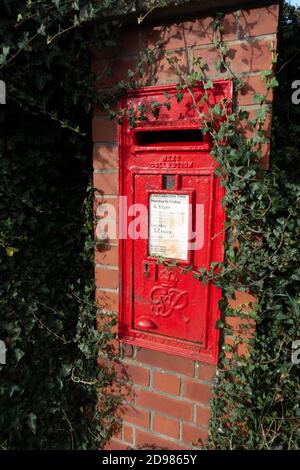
[204,5,300,449]
[0,0,299,450]
[0,0,171,450]
[166,4,300,450]
[114,2,300,450]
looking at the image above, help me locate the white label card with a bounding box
[149,193,189,260]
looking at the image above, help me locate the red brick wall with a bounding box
[104,347,215,450]
[92,2,280,450]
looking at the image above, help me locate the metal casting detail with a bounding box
[150,270,189,323]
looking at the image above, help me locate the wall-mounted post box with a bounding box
[118,81,232,363]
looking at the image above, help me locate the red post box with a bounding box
[118,80,232,363]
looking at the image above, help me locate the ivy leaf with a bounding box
[216,320,224,329]
[215,57,222,71]
[72,1,79,10]
[151,100,160,119]
[6,246,19,257]
[267,77,279,89]
[175,91,183,103]
[37,24,46,36]
[27,413,37,435]
[204,80,213,90]
[253,92,266,105]
[0,46,10,66]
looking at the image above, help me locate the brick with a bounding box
[140,50,189,86]
[136,389,193,421]
[136,348,194,377]
[142,23,189,50]
[122,344,134,358]
[225,315,256,338]
[96,315,117,339]
[104,438,130,450]
[95,266,119,290]
[183,379,212,404]
[92,27,139,61]
[223,335,235,360]
[237,108,272,139]
[223,335,252,358]
[93,172,118,195]
[142,14,236,51]
[221,12,239,41]
[153,414,180,440]
[237,340,251,357]
[226,290,257,339]
[228,290,257,310]
[193,39,273,78]
[94,28,139,60]
[96,318,119,355]
[226,40,274,74]
[234,141,270,170]
[238,5,280,39]
[108,338,120,356]
[93,144,118,170]
[92,116,117,142]
[183,13,237,45]
[105,382,134,402]
[119,27,140,56]
[182,423,208,447]
[120,404,150,428]
[94,197,118,219]
[96,288,118,311]
[196,406,211,427]
[153,370,180,395]
[123,424,134,444]
[135,430,187,450]
[92,43,118,62]
[197,364,216,383]
[192,46,222,78]
[156,50,189,83]
[93,102,118,117]
[95,244,118,266]
[96,324,120,354]
[113,426,122,440]
[258,142,270,170]
[116,361,150,387]
[94,198,118,243]
[94,58,137,89]
[236,74,273,107]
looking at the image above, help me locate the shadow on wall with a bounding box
[92,5,278,89]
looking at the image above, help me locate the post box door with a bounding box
[132,173,214,346]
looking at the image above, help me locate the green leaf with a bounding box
[27,413,37,435]
[175,91,184,103]
[6,246,19,257]
[204,80,213,90]
[267,77,279,89]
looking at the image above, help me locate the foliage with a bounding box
[0,0,136,450]
[200,3,300,449]
[132,1,300,450]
